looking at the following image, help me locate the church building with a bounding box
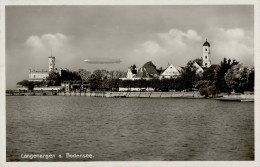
[200,39,219,79]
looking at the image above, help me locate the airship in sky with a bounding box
[84,58,121,64]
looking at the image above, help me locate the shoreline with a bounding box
[5,91,255,101]
[6,91,204,98]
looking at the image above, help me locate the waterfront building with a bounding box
[141,61,160,78]
[121,61,160,80]
[16,84,28,91]
[28,55,57,82]
[28,70,49,82]
[124,64,140,80]
[159,64,182,79]
[33,86,61,91]
[122,40,217,81]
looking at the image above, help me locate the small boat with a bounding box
[240,99,254,102]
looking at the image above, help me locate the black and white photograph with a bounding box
[1,0,259,167]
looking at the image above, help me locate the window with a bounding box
[205,56,207,59]
[205,63,207,66]
[205,48,207,51]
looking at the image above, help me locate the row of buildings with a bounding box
[121,39,217,80]
[17,39,218,91]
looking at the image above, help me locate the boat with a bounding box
[240,99,254,102]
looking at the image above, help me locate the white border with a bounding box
[0,0,259,167]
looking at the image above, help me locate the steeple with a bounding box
[203,39,210,47]
[202,39,211,68]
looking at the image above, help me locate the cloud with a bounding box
[135,40,166,55]
[158,29,202,47]
[24,33,79,70]
[127,29,202,67]
[25,33,72,50]
[212,28,254,65]
[126,28,254,68]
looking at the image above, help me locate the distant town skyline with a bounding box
[6,5,254,89]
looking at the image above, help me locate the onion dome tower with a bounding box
[202,39,211,68]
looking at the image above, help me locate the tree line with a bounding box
[17,57,254,95]
[86,57,254,95]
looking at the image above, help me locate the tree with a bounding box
[27,82,35,91]
[150,79,160,91]
[17,80,29,86]
[109,70,127,79]
[47,71,60,81]
[89,70,103,91]
[224,64,249,93]
[17,80,35,90]
[246,68,254,91]
[181,66,197,91]
[180,58,204,91]
[78,69,91,81]
[215,58,239,93]
[196,80,217,97]
[46,71,60,86]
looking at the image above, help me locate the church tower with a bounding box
[202,39,211,68]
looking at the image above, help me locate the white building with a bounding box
[121,40,213,81]
[29,70,49,82]
[193,62,204,74]
[33,86,61,91]
[160,64,182,79]
[29,56,56,81]
[16,85,28,91]
[121,64,143,80]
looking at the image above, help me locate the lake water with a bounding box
[6,96,254,161]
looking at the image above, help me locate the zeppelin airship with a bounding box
[84,58,121,64]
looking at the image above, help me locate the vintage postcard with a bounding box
[0,0,259,167]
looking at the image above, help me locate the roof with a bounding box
[208,64,219,70]
[142,61,159,76]
[132,61,160,78]
[193,62,204,74]
[161,64,181,76]
[30,70,49,74]
[203,40,210,47]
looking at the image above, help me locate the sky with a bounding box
[6,5,254,89]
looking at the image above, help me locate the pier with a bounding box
[6,90,204,98]
[57,91,204,98]
[7,90,254,101]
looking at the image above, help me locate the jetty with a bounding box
[215,93,254,102]
[57,91,204,98]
